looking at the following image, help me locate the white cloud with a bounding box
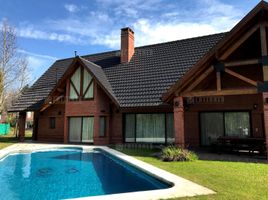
[17,24,83,44]
[64,4,79,13]
[18,49,58,60]
[16,0,245,49]
[18,49,57,83]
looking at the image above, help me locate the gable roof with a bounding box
[8,32,225,112]
[77,57,119,106]
[162,1,268,101]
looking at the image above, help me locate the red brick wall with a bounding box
[109,107,123,144]
[64,80,112,145]
[37,103,65,143]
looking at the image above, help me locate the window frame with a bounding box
[99,116,107,137]
[123,113,174,144]
[68,116,94,143]
[199,110,252,146]
[69,67,94,101]
[49,117,56,129]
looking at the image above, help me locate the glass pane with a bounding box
[82,117,94,142]
[99,117,106,137]
[83,69,92,93]
[125,114,135,142]
[69,117,81,142]
[136,114,165,143]
[71,67,81,93]
[225,112,250,137]
[84,83,94,99]
[166,113,174,144]
[200,112,224,145]
[69,84,78,100]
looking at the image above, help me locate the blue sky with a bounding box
[0,0,260,84]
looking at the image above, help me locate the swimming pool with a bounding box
[0,148,170,200]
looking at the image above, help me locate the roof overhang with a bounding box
[162,1,268,102]
[41,56,120,111]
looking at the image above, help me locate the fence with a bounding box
[0,123,10,135]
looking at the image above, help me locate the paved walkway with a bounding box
[195,149,268,163]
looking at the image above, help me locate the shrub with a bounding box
[160,146,198,162]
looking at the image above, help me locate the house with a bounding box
[8,1,268,154]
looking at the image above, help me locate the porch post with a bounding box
[263,93,268,158]
[18,112,26,142]
[32,111,39,141]
[260,24,268,158]
[173,96,185,148]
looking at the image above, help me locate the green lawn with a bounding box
[0,129,32,150]
[116,148,268,200]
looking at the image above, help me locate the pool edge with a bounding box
[0,143,216,200]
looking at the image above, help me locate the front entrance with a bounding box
[69,117,94,143]
[200,112,251,146]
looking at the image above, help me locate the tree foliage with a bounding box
[0,20,29,113]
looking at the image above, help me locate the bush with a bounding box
[160,146,198,162]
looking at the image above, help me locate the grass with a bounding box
[0,128,32,150]
[116,148,268,200]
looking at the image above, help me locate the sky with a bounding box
[0,0,261,84]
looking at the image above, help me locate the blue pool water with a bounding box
[0,148,170,200]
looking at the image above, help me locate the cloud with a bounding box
[17,24,83,44]
[16,0,244,49]
[18,49,57,83]
[64,4,79,13]
[18,49,58,60]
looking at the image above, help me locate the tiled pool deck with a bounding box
[0,143,215,200]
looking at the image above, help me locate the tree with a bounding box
[0,20,30,113]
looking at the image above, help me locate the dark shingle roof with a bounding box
[9,32,226,111]
[79,57,118,105]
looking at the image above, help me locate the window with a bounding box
[124,113,174,143]
[225,112,250,137]
[49,117,56,129]
[69,67,94,100]
[200,111,250,146]
[99,117,106,137]
[69,117,94,143]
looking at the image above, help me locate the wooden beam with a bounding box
[220,25,260,60]
[184,66,214,92]
[182,88,258,97]
[40,104,50,112]
[225,68,258,86]
[216,72,221,91]
[260,25,268,56]
[224,58,260,67]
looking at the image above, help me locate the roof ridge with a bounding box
[134,31,227,49]
[54,32,227,63]
[79,56,103,69]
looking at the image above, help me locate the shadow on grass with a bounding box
[109,145,160,158]
[189,147,268,163]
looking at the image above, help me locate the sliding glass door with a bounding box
[124,113,174,143]
[200,112,250,146]
[69,117,94,143]
[200,112,224,146]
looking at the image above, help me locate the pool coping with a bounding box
[0,143,216,200]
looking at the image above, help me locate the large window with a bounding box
[200,111,250,146]
[69,117,94,143]
[99,117,106,137]
[124,113,174,143]
[69,67,94,100]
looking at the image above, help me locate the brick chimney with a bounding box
[121,27,134,63]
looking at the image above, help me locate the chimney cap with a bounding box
[121,27,134,34]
